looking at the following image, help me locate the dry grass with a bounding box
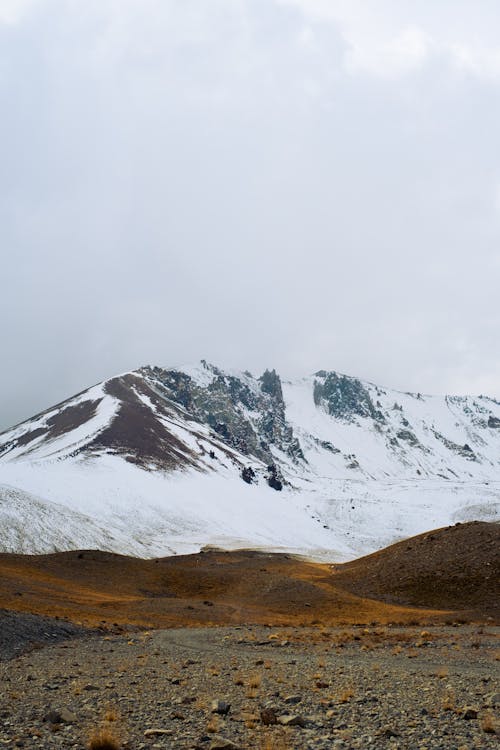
[103,708,119,723]
[338,687,354,703]
[1,542,493,628]
[435,666,449,679]
[259,735,289,750]
[481,712,497,734]
[88,728,121,750]
[249,673,262,689]
[441,689,456,712]
[206,715,220,734]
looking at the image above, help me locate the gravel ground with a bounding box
[0,624,498,749]
[0,609,91,661]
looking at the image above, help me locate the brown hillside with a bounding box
[0,521,498,628]
[0,548,439,628]
[334,521,499,617]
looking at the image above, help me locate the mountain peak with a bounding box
[0,361,499,559]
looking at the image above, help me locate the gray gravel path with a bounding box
[0,624,498,749]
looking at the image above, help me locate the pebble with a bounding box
[209,736,240,750]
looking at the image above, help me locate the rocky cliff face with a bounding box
[141,362,304,482]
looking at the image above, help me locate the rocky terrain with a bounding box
[0,623,498,749]
[0,523,498,749]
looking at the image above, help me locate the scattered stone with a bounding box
[283,694,302,705]
[211,699,231,715]
[234,712,259,723]
[462,707,478,720]
[382,726,400,738]
[277,714,306,727]
[209,736,240,750]
[43,707,77,724]
[0,623,496,750]
[260,708,277,725]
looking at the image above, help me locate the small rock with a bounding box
[277,714,306,727]
[382,727,400,738]
[260,708,277,725]
[43,708,77,725]
[462,707,478,720]
[283,694,302,705]
[211,700,231,715]
[209,736,240,750]
[170,711,185,720]
[144,729,171,737]
[234,712,259,723]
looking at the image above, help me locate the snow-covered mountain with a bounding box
[0,361,499,559]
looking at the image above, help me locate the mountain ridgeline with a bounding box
[141,363,303,489]
[0,360,499,558]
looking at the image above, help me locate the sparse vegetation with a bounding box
[259,735,289,750]
[435,666,449,679]
[88,728,121,750]
[481,712,497,734]
[249,672,262,689]
[206,715,220,733]
[338,686,354,703]
[441,689,456,712]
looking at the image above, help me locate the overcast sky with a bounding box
[2,0,500,429]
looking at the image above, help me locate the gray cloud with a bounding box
[2,0,500,429]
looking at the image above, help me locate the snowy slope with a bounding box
[0,361,499,560]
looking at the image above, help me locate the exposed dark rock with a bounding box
[396,429,421,447]
[211,699,231,715]
[319,439,340,454]
[432,430,478,461]
[241,466,256,485]
[140,365,304,467]
[259,369,284,403]
[313,372,385,423]
[267,464,283,491]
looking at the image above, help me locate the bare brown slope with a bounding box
[334,521,499,618]
[0,548,453,628]
[1,525,498,629]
